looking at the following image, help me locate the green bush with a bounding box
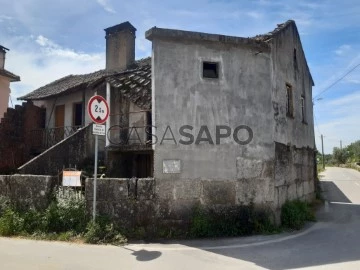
[84,220,127,245]
[0,187,89,239]
[0,208,24,236]
[281,200,315,230]
[189,205,277,238]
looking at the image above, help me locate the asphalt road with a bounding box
[1,167,360,270]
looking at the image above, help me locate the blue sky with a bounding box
[0,0,359,153]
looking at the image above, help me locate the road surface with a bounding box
[1,167,360,270]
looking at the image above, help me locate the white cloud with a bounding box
[96,0,116,14]
[4,35,105,103]
[35,35,103,61]
[0,15,13,22]
[335,44,351,56]
[246,11,263,19]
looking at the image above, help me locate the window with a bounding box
[286,84,294,118]
[73,102,83,126]
[293,48,298,71]
[301,95,306,123]
[203,62,219,79]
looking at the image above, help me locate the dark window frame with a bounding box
[301,95,307,124]
[73,102,83,126]
[202,61,219,79]
[286,83,294,118]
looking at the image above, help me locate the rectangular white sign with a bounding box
[163,159,181,174]
[62,171,81,187]
[92,124,105,136]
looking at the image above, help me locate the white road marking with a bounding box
[126,223,326,251]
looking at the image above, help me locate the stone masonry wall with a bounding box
[0,175,56,210]
[85,178,156,229]
[274,142,316,215]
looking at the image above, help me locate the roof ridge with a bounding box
[252,20,295,42]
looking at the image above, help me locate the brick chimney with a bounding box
[105,21,136,71]
[0,45,8,70]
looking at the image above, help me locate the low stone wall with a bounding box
[85,178,156,229]
[0,175,56,210]
[86,177,275,231]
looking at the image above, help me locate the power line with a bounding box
[313,111,321,135]
[313,62,360,100]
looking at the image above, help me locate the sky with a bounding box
[0,0,359,153]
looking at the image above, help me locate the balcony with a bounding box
[106,125,153,152]
[30,125,83,153]
[107,110,152,152]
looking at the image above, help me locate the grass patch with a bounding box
[281,200,315,230]
[189,205,280,238]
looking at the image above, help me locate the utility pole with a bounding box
[340,140,342,150]
[321,134,325,169]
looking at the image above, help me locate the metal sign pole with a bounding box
[88,95,109,222]
[92,133,98,221]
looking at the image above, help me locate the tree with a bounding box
[346,140,360,162]
[332,147,349,164]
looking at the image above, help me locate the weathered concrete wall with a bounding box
[86,178,156,228]
[18,124,96,175]
[152,38,274,181]
[148,31,276,220]
[270,23,315,149]
[269,23,316,217]
[0,175,56,210]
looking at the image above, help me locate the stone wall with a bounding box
[85,178,156,229]
[18,124,95,175]
[274,142,316,216]
[0,175,56,210]
[86,176,275,231]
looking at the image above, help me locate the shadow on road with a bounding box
[122,247,162,262]
[180,179,360,270]
[321,181,351,203]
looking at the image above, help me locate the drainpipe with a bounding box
[106,82,110,147]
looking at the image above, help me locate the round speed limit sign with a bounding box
[88,95,109,124]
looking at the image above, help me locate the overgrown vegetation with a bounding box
[281,200,315,230]
[0,188,126,245]
[0,188,317,242]
[189,204,280,238]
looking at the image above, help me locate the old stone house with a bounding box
[16,20,315,225]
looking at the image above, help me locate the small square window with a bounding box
[203,62,219,79]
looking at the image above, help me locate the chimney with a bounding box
[0,45,9,70]
[105,21,136,71]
